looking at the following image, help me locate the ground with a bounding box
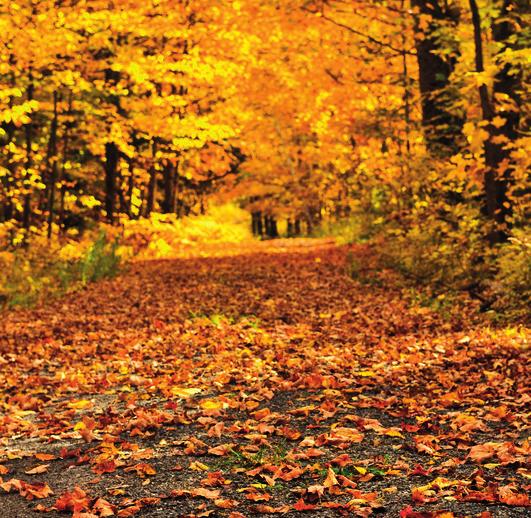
[0,239,529,518]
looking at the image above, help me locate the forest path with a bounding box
[0,239,529,517]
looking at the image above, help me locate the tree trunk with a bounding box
[162,162,175,213]
[145,141,157,217]
[58,91,73,232]
[411,0,463,155]
[294,218,301,236]
[468,0,524,243]
[104,142,119,223]
[46,91,59,239]
[22,69,34,238]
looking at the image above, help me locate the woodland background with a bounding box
[0,0,529,319]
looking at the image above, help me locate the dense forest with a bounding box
[0,0,527,231]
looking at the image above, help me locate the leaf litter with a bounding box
[0,239,528,517]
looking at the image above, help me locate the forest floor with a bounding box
[0,239,529,518]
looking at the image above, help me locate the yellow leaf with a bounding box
[171,387,201,398]
[68,400,93,410]
[200,399,227,410]
[385,429,404,438]
[189,461,210,471]
[358,371,376,377]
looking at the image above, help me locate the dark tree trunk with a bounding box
[411,0,464,154]
[252,211,264,236]
[270,217,279,238]
[22,69,34,237]
[264,215,279,238]
[162,162,175,213]
[103,67,122,224]
[469,0,525,243]
[104,142,119,223]
[287,219,294,237]
[126,160,134,217]
[145,141,157,217]
[58,91,73,232]
[46,91,59,239]
[1,57,17,224]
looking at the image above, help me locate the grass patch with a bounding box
[0,232,121,309]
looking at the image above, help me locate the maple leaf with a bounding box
[93,497,116,516]
[201,471,229,487]
[35,453,56,461]
[124,463,156,477]
[215,498,239,508]
[306,485,325,498]
[293,498,317,511]
[25,464,49,475]
[93,460,117,475]
[331,453,352,466]
[323,467,339,489]
[1,478,53,500]
[468,442,499,463]
[252,408,272,421]
[208,443,234,456]
[55,486,90,512]
[497,485,530,506]
[330,427,364,443]
[191,488,221,499]
[244,490,271,502]
[279,467,305,481]
[117,504,142,517]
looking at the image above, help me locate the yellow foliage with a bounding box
[122,204,253,259]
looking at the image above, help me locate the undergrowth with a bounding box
[323,215,530,324]
[120,203,253,259]
[0,204,253,309]
[0,232,121,309]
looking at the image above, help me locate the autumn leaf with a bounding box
[208,444,235,456]
[498,485,530,506]
[324,467,339,489]
[468,442,499,463]
[25,464,49,475]
[293,498,318,511]
[55,486,90,512]
[191,488,222,500]
[93,497,116,516]
[124,463,156,477]
[215,498,239,509]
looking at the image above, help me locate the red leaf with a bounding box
[293,498,317,511]
[55,486,90,512]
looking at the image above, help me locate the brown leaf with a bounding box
[25,464,49,475]
[191,488,221,500]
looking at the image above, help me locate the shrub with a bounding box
[78,232,121,285]
[490,228,531,322]
[121,203,253,258]
[0,232,121,309]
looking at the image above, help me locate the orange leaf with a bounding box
[191,488,221,499]
[215,498,239,509]
[293,498,317,511]
[324,467,338,489]
[55,486,90,512]
[208,444,234,456]
[93,497,115,516]
[35,453,56,461]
